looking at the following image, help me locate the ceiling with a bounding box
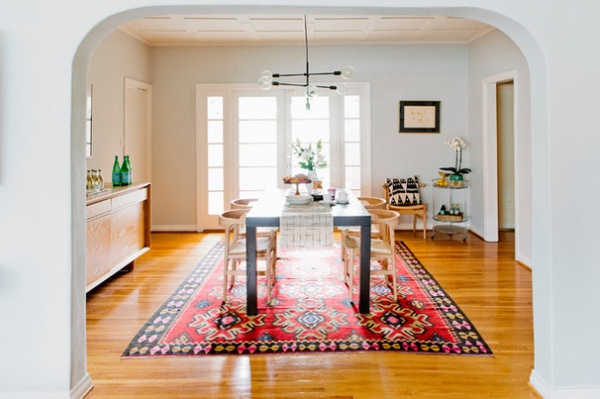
[120,14,496,46]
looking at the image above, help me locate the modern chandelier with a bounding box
[258,15,355,110]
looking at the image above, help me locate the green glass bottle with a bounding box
[121,155,132,185]
[112,156,121,187]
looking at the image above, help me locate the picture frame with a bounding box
[399,100,440,133]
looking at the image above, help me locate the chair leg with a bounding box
[342,241,349,284]
[340,229,347,261]
[413,215,417,234]
[231,260,237,286]
[391,256,398,301]
[266,259,272,305]
[267,248,277,306]
[347,250,355,302]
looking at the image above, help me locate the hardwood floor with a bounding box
[86,231,536,399]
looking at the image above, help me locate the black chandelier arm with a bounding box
[272,82,307,87]
[308,71,342,76]
[273,81,337,90]
[273,71,342,78]
[258,15,353,98]
[316,85,338,90]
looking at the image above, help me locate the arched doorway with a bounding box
[72,5,546,397]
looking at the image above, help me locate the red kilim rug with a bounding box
[122,241,492,357]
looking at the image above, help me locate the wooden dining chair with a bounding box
[218,209,277,305]
[230,197,279,259]
[342,209,400,302]
[340,196,386,260]
[357,196,387,210]
[383,177,427,239]
[230,198,259,210]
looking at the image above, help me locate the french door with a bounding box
[196,84,370,231]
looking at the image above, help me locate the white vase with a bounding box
[305,169,319,193]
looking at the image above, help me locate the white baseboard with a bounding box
[151,224,197,232]
[516,253,532,269]
[551,387,600,399]
[71,373,93,399]
[0,373,92,399]
[468,224,484,239]
[530,370,550,398]
[530,370,600,399]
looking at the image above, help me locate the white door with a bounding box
[497,81,515,230]
[124,78,152,183]
[195,84,371,231]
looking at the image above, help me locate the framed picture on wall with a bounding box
[399,100,440,133]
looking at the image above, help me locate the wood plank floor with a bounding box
[86,230,537,399]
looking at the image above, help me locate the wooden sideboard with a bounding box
[86,182,151,292]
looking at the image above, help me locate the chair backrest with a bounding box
[230,198,258,210]
[368,209,400,245]
[219,209,249,243]
[357,196,387,210]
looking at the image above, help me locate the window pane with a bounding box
[207,144,223,167]
[208,121,223,143]
[239,144,277,166]
[240,167,278,191]
[291,120,330,143]
[239,97,277,119]
[208,97,223,119]
[344,119,360,142]
[208,191,224,215]
[345,166,361,191]
[239,121,276,143]
[344,95,360,118]
[345,143,361,166]
[291,96,329,118]
[208,167,223,190]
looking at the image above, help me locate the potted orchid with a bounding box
[440,136,471,182]
[289,138,328,176]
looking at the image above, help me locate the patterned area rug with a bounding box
[122,241,492,357]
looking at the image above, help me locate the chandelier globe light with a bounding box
[258,16,355,109]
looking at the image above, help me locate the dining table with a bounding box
[245,189,372,316]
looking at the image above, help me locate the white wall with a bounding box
[1,1,600,398]
[87,29,152,178]
[150,43,469,230]
[468,29,532,264]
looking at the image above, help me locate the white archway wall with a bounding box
[3,1,600,398]
[468,29,533,265]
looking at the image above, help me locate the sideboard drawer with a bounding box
[111,187,148,210]
[86,199,111,220]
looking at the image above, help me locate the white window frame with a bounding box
[195,83,371,231]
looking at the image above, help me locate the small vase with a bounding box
[449,173,463,182]
[306,169,319,193]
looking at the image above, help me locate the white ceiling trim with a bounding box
[120,14,495,47]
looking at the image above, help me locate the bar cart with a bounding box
[431,179,469,241]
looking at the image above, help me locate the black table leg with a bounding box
[358,221,371,313]
[246,225,258,316]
